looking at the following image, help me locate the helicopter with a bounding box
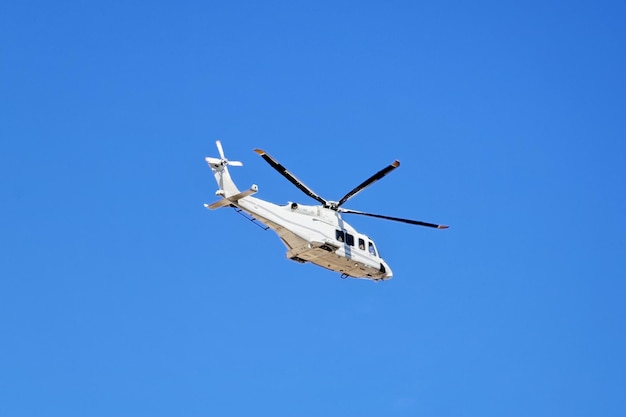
[204,141,448,281]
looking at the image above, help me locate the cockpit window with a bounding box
[368,241,377,257]
[335,230,345,242]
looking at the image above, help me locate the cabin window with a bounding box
[335,230,345,242]
[358,238,365,250]
[368,241,377,257]
[346,233,354,246]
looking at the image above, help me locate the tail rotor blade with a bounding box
[205,157,222,166]
[216,140,225,160]
[228,160,243,167]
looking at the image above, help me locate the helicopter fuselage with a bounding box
[205,141,447,280]
[233,196,393,280]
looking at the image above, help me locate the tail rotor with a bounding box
[206,140,243,168]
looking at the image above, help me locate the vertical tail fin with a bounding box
[205,141,242,197]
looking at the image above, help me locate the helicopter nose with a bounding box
[380,261,393,280]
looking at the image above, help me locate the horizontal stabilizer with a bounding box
[205,200,231,210]
[204,185,258,210]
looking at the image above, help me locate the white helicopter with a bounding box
[204,141,448,281]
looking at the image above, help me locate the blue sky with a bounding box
[2,1,625,416]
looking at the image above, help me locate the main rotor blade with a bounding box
[216,140,225,160]
[336,160,400,208]
[254,149,328,206]
[339,208,449,229]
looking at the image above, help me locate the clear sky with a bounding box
[2,1,625,416]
